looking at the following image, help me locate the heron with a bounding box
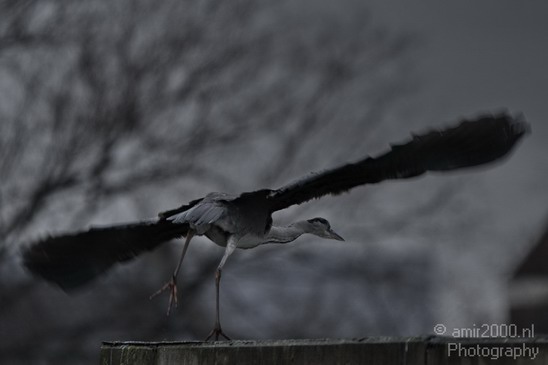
[22,112,528,340]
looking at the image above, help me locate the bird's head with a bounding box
[304,217,344,241]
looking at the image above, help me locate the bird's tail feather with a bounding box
[22,220,189,290]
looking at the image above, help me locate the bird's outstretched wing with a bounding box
[266,113,529,212]
[22,220,189,290]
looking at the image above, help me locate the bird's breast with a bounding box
[234,233,264,249]
[204,226,263,249]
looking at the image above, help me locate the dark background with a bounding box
[0,1,547,364]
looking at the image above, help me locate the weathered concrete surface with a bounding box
[100,337,548,365]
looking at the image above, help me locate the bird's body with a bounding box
[21,112,529,340]
[165,192,272,249]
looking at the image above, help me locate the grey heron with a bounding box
[22,112,529,340]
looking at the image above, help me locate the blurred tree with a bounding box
[0,0,417,363]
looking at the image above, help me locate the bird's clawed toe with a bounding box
[150,274,178,315]
[205,325,231,341]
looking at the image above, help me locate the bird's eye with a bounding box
[307,217,330,228]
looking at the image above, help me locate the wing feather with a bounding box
[267,113,529,212]
[22,220,189,290]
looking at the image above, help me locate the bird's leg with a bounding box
[150,230,195,315]
[205,240,236,341]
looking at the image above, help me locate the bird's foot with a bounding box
[150,274,178,316]
[205,324,231,341]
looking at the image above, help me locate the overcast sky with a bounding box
[367,0,548,250]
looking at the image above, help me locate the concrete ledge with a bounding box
[100,336,548,365]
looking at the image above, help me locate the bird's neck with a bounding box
[264,221,309,244]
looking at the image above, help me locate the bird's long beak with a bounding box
[327,228,345,241]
